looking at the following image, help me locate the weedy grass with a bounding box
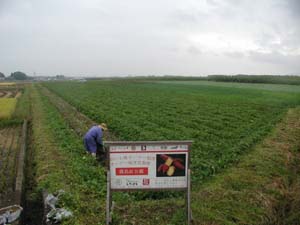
[0,98,17,119]
[13,84,31,120]
[192,107,300,225]
[26,85,107,225]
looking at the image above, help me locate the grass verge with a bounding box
[192,107,300,225]
[13,84,31,120]
[24,84,106,225]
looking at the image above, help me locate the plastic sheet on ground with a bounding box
[45,190,73,224]
[0,205,23,225]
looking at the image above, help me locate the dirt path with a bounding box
[0,90,19,98]
[39,85,118,141]
[5,91,12,98]
[15,91,22,98]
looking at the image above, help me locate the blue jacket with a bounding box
[83,126,103,153]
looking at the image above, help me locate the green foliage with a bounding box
[158,80,300,93]
[39,80,300,224]
[44,80,300,185]
[0,72,5,78]
[0,118,23,128]
[13,85,31,119]
[10,71,28,80]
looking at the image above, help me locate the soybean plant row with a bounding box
[44,80,300,182]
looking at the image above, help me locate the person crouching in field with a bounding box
[83,123,108,159]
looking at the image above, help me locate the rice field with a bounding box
[0,98,17,119]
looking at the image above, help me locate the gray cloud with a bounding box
[247,50,300,74]
[248,51,288,64]
[224,51,245,59]
[0,0,299,76]
[285,0,300,19]
[187,45,202,55]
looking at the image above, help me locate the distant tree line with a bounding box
[0,72,5,78]
[122,74,300,85]
[205,75,300,85]
[1,71,299,85]
[0,71,30,80]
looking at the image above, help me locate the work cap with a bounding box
[99,123,108,131]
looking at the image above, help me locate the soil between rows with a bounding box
[0,126,22,208]
[0,90,21,98]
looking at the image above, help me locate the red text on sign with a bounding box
[116,167,148,176]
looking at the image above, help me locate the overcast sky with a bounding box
[0,0,299,77]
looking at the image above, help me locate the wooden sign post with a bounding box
[105,140,192,225]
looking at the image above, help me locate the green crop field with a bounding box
[10,80,298,225]
[157,80,300,93]
[44,80,300,183]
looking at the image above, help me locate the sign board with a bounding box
[105,140,192,225]
[106,141,191,190]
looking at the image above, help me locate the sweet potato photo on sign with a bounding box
[156,154,186,177]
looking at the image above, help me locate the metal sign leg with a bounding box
[106,171,111,225]
[187,169,191,225]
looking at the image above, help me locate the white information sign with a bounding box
[106,141,191,190]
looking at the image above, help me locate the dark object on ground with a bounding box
[96,144,107,166]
